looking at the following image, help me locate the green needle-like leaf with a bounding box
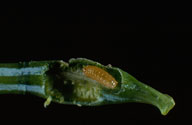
[0,58,175,115]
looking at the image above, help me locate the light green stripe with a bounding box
[0,67,47,76]
[0,84,45,94]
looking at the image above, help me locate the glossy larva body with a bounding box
[83,65,118,89]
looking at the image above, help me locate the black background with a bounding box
[0,4,191,125]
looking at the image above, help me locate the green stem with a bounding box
[0,58,175,115]
[0,61,68,104]
[0,61,54,98]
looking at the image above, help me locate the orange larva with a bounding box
[83,65,118,89]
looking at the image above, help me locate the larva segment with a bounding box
[83,65,118,89]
